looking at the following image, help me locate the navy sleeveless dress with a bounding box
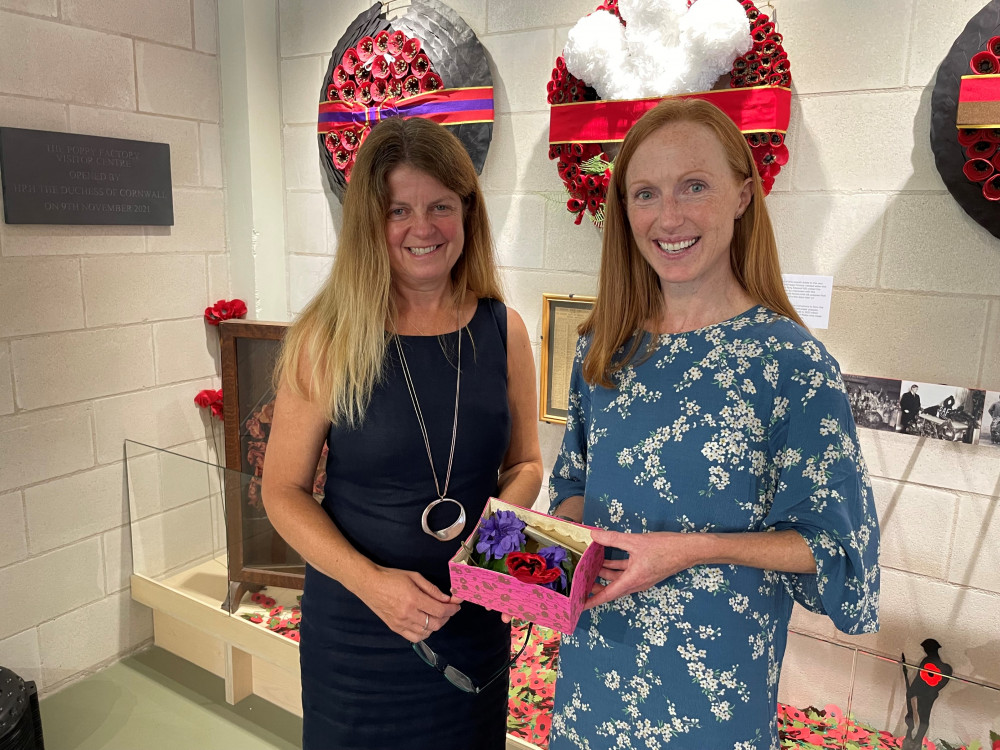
[300,298,512,750]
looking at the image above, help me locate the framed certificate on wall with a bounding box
[539,293,596,424]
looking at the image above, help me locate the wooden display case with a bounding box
[219,320,306,612]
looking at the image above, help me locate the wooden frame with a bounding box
[219,319,304,611]
[539,294,595,424]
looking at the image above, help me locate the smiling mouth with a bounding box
[406,244,442,256]
[656,238,698,254]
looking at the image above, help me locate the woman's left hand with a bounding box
[584,528,705,610]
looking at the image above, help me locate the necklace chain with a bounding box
[394,311,461,500]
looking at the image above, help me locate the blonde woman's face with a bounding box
[384,164,465,292]
[624,122,751,297]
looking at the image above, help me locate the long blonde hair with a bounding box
[582,98,804,388]
[277,117,504,425]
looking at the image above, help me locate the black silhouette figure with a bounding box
[901,638,952,750]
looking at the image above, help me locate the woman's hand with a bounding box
[584,529,705,610]
[353,566,463,642]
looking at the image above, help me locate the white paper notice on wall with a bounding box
[781,274,833,329]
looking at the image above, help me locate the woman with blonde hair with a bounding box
[262,116,542,749]
[548,98,880,749]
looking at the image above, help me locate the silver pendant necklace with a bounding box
[394,311,466,542]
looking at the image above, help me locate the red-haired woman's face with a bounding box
[624,122,751,298]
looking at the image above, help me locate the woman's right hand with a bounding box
[354,566,463,643]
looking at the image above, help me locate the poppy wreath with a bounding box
[317,0,494,202]
[547,0,792,226]
[956,36,1000,201]
[930,0,1000,239]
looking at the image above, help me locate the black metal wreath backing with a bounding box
[930,0,1000,239]
[318,0,493,202]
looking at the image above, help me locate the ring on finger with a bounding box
[423,612,429,632]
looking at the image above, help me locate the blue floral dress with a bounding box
[548,306,880,750]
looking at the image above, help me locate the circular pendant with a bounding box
[420,497,466,542]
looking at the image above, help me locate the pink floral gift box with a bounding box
[448,498,605,634]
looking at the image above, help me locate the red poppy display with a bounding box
[320,31,441,182]
[547,0,793,226]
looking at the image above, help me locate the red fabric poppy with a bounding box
[533,714,551,740]
[420,72,443,92]
[401,37,421,62]
[984,174,1000,201]
[971,50,1000,75]
[286,631,300,642]
[194,389,216,408]
[341,48,359,75]
[506,552,562,585]
[249,614,263,624]
[964,158,994,181]
[411,53,431,78]
[966,140,998,160]
[370,55,390,80]
[387,30,406,56]
[204,298,248,325]
[958,128,984,146]
[355,36,375,62]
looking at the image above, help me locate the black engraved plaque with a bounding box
[0,127,173,226]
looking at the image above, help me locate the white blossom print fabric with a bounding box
[548,307,880,750]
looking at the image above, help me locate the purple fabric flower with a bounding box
[475,510,526,560]
[538,545,568,591]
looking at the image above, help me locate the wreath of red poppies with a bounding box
[322,30,443,181]
[958,36,1000,201]
[547,0,792,225]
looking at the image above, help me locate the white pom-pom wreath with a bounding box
[681,0,753,92]
[564,0,752,99]
[564,11,641,100]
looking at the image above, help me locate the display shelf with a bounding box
[130,558,540,749]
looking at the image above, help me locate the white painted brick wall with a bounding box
[0,0,226,693]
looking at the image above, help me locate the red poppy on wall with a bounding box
[194,388,224,421]
[204,298,248,326]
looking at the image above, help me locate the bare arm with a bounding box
[261,377,459,642]
[550,495,584,522]
[585,527,816,609]
[495,307,544,508]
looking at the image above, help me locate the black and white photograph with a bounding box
[977,390,1000,449]
[898,381,986,444]
[844,374,903,433]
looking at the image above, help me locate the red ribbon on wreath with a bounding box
[318,86,495,134]
[549,85,790,144]
[958,74,1000,128]
[956,36,1000,200]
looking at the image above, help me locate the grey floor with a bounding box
[39,647,301,750]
